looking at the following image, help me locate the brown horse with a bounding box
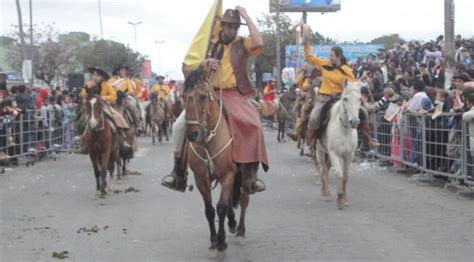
[276,88,297,142]
[182,69,254,259]
[115,91,136,175]
[84,94,121,198]
[146,93,169,144]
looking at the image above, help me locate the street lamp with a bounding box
[128,21,142,51]
[155,40,165,75]
[98,0,104,39]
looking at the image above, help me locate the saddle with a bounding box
[314,96,339,139]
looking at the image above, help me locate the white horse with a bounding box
[315,80,361,210]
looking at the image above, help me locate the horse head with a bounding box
[116,90,127,106]
[150,92,158,104]
[86,95,105,131]
[182,69,216,144]
[339,80,362,129]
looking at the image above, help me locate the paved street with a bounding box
[1,130,473,261]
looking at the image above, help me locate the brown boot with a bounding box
[73,135,88,154]
[161,154,188,192]
[240,165,266,194]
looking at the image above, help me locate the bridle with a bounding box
[339,97,351,129]
[184,80,223,143]
[183,78,232,180]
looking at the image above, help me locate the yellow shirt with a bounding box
[131,78,143,97]
[108,76,135,94]
[295,73,312,98]
[304,43,355,95]
[80,81,117,103]
[211,36,262,89]
[151,83,170,99]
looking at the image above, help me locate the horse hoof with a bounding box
[99,194,106,199]
[228,226,236,234]
[235,236,246,246]
[324,196,332,202]
[208,248,223,259]
[345,201,351,207]
[337,201,345,210]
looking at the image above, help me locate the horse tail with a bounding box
[232,172,241,209]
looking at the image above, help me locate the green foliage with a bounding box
[370,34,405,50]
[1,23,145,84]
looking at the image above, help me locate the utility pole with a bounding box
[98,0,104,39]
[155,40,165,75]
[444,0,455,89]
[15,0,27,66]
[275,11,282,91]
[128,21,142,51]
[29,0,34,85]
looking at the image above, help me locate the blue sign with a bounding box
[285,44,385,69]
[270,0,341,12]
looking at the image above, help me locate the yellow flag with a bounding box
[182,0,222,70]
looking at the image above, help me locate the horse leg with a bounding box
[151,123,156,145]
[343,155,352,207]
[164,121,169,142]
[99,153,110,198]
[227,202,237,234]
[195,175,218,259]
[329,152,345,210]
[216,173,235,252]
[300,137,305,156]
[92,160,101,197]
[282,119,286,142]
[158,123,163,143]
[107,156,115,193]
[318,151,331,201]
[236,192,249,246]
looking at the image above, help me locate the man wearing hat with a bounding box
[151,75,173,117]
[151,76,170,100]
[109,64,135,95]
[162,6,267,194]
[75,67,131,154]
[287,65,315,141]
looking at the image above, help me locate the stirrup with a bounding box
[161,174,187,192]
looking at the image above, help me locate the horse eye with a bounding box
[200,94,208,101]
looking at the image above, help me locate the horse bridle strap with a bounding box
[339,101,350,129]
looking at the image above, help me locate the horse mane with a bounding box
[314,97,337,138]
[183,68,205,92]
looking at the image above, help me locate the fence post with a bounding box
[19,114,24,156]
[399,112,405,164]
[421,114,427,172]
[462,121,467,179]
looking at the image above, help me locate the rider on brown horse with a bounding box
[162,7,267,194]
[151,75,173,119]
[75,67,132,154]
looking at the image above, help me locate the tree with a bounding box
[77,39,145,76]
[370,34,405,50]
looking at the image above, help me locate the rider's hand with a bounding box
[235,6,249,20]
[201,58,220,75]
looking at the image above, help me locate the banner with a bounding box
[285,44,385,68]
[142,59,152,78]
[270,0,341,13]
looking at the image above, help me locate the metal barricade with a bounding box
[461,121,474,192]
[367,110,474,193]
[0,107,77,169]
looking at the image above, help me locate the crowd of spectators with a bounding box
[0,80,80,162]
[352,34,474,178]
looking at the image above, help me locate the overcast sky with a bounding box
[1,0,473,80]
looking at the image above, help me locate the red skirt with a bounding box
[218,88,269,171]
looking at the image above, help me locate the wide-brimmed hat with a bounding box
[88,67,110,80]
[219,9,246,25]
[156,75,165,80]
